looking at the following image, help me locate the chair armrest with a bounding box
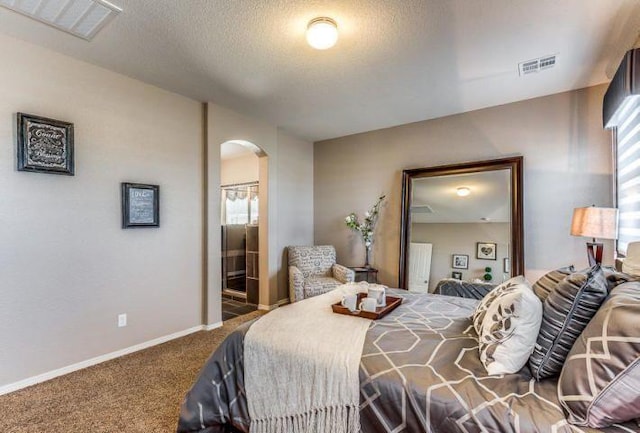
[289,266,305,303]
[332,264,355,284]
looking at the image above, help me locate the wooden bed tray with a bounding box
[332,293,402,320]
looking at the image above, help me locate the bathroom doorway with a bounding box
[220,142,260,320]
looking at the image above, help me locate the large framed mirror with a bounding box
[399,156,523,290]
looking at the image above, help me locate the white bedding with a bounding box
[244,284,371,433]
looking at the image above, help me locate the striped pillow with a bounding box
[531,266,574,302]
[528,265,608,380]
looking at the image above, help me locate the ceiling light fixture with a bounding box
[456,187,471,197]
[306,17,338,50]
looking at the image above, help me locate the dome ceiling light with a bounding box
[306,17,338,50]
[456,187,471,197]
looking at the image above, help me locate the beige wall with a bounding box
[207,104,314,321]
[411,222,511,290]
[0,35,203,388]
[315,85,614,286]
[276,130,315,301]
[221,153,259,185]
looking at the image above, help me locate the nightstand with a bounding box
[351,267,379,283]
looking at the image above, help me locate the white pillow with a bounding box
[474,276,543,375]
[472,276,527,334]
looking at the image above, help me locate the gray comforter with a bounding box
[177,291,639,433]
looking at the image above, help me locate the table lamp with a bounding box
[570,206,618,266]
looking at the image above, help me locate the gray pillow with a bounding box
[528,265,608,380]
[601,265,639,292]
[559,282,640,428]
[531,265,574,302]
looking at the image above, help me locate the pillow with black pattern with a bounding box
[528,265,608,381]
[475,277,543,375]
[472,276,527,334]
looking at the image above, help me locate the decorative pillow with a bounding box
[475,277,543,375]
[559,282,640,428]
[601,265,639,291]
[472,276,526,334]
[528,265,608,381]
[531,265,574,302]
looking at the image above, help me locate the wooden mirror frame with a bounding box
[399,156,524,289]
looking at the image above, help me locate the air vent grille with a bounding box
[411,205,434,214]
[519,54,557,76]
[0,0,121,41]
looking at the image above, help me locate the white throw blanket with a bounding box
[245,284,372,433]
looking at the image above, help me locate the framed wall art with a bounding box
[451,271,463,280]
[452,254,469,269]
[17,112,74,175]
[121,183,159,228]
[476,242,497,260]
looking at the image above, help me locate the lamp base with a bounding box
[586,241,603,266]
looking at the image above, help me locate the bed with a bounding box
[176,288,639,433]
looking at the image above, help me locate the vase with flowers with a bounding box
[345,195,385,268]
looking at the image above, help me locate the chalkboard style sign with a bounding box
[17,112,74,175]
[121,183,159,228]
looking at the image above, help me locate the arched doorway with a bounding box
[219,140,268,321]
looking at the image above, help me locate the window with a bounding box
[614,96,640,255]
[222,183,259,225]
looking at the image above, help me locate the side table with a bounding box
[351,267,379,284]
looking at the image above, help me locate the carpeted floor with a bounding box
[1,311,263,433]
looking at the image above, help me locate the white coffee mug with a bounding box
[368,287,386,307]
[341,294,358,312]
[359,297,378,313]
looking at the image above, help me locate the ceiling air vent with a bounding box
[518,54,557,76]
[0,0,122,41]
[411,205,434,214]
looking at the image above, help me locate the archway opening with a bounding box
[219,140,268,321]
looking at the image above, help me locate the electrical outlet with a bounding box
[118,313,127,327]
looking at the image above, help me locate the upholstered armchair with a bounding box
[288,245,355,303]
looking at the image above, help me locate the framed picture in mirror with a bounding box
[452,254,469,269]
[476,242,497,260]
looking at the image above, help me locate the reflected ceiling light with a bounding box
[456,187,471,197]
[306,17,338,50]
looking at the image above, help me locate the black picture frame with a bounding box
[452,254,469,269]
[121,183,159,228]
[477,242,497,260]
[451,271,463,280]
[17,112,74,175]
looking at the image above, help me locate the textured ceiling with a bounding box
[0,0,639,141]
[412,170,511,224]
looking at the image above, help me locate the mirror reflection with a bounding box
[408,170,511,292]
[399,157,523,292]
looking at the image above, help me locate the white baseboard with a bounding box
[204,321,223,331]
[258,299,290,311]
[0,324,206,396]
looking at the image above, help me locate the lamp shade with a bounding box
[570,207,618,240]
